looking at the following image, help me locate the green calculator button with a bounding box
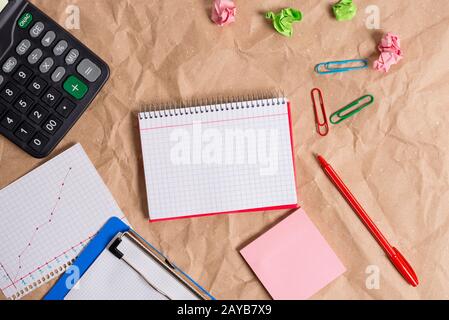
[18,13,33,29]
[63,75,88,100]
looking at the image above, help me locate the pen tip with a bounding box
[315,154,327,167]
[391,248,419,288]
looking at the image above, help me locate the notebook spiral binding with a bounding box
[139,93,287,120]
[10,259,75,300]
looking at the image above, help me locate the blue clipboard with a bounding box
[44,217,214,300]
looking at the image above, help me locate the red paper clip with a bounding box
[311,88,329,137]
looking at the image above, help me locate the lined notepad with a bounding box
[0,144,123,299]
[138,98,298,221]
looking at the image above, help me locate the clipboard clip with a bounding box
[315,59,368,74]
[330,94,374,124]
[311,88,329,136]
[109,236,172,300]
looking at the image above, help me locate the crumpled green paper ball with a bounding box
[266,8,303,37]
[332,0,357,21]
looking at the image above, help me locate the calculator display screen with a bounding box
[0,0,8,12]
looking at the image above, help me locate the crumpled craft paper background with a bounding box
[1,0,448,300]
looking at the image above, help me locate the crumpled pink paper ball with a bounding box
[211,0,236,26]
[374,33,403,72]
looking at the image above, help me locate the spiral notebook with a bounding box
[0,144,123,299]
[138,97,298,221]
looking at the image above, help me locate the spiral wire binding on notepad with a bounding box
[10,259,75,300]
[139,92,287,120]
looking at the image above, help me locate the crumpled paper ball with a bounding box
[332,0,357,21]
[265,8,303,37]
[211,0,236,26]
[374,33,403,72]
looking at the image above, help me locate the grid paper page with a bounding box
[0,144,124,299]
[66,235,199,300]
[139,98,297,220]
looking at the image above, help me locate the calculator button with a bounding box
[16,40,32,56]
[30,22,45,38]
[29,105,49,124]
[41,31,56,47]
[53,40,68,56]
[0,102,6,116]
[29,132,49,152]
[63,75,88,100]
[2,57,18,73]
[39,57,54,74]
[15,121,36,142]
[1,110,21,131]
[28,48,43,65]
[0,82,20,103]
[77,59,102,82]
[65,49,79,65]
[28,77,47,96]
[51,66,66,83]
[56,98,76,118]
[13,65,33,85]
[0,75,4,86]
[43,115,62,135]
[14,94,34,114]
[41,87,61,107]
[18,12,33,29]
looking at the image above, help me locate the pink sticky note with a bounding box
[240,208,346,300]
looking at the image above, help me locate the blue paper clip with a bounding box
[315,59,368,75]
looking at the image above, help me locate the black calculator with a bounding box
[0,0,109,158]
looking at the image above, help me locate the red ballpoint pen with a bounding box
[316,154,419,287]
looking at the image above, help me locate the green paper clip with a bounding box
[330,94,374,124]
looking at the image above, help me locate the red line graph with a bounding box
[0,235,93,291]
[0,167,73,290]
[1,212,126,291]
[0,262,16,291]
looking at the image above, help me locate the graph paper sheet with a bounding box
[138,98,298,221]
[65,235,199,300]
[0,144,124,299]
